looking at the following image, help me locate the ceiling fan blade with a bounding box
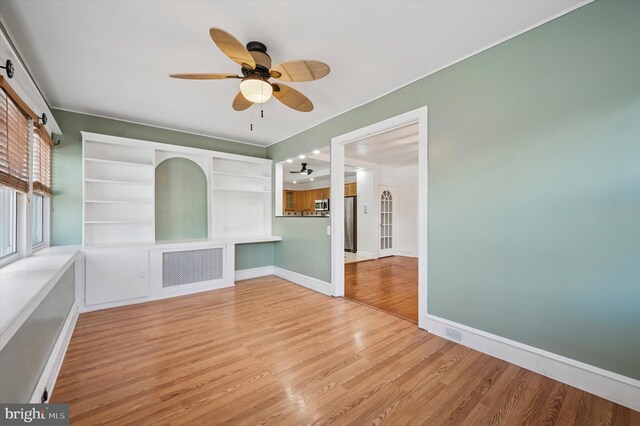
[232,92,253,111]
[271,83,314,112]
[169,73,241,80]
[209,27,256,70]
[269,60,330,82]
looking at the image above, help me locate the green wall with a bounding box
[267,0,640,379]
[0,265,75,402]
[155,158,208,241]
[235,242,275,271]
[51,109,274,270]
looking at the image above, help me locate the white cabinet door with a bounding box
[85,249,150,305]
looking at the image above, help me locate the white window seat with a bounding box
[0,246,82,351]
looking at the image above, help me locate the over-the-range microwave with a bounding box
[315,199,329,211]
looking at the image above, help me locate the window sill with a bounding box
[0,246,81,351]
[0,252,20,269]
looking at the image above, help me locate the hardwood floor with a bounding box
[345,256,418,322]
[52,276,637,425]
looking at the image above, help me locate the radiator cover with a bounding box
[161,248,224,288]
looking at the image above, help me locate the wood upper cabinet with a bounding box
[283,190,296,211]
[284,190,308,211]
[345,183,357,196]
[304,190,316,211]
[295,191,305,210]
[316,187,329,199]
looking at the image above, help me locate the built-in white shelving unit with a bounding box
[79,132,278,312]
[83,139,155,245]
[211,157,272,238]
[82,132,274,245]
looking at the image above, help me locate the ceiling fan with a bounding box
[170,27,330,112]
[291,163,313,175]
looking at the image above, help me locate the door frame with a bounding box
[377,185,396,258]
[330,106,428,330]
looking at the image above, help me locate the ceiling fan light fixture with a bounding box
[240,76,272,103]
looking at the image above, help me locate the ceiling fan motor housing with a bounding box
[243,41,272,77]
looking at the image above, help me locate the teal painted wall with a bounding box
[155,158,208,241]
[51,109,273,270]
[235,242,275,270]
[268,0,640,379]
[0,265,75,402]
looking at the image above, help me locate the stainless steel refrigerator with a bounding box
[344,196,357,253]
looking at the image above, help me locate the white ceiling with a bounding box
[345,123,419,168]
[0,0,586,146]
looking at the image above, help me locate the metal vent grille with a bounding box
[162,248,223,288]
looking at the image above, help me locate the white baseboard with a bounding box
[356,251,374,259]
[396,250,418,258]
[426,314,640,412]
[235,266,275,281]
[30,303,78,403]
[79,280,235,313]
[273,267,332,296]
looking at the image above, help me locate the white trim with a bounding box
[272,267,332,296]
[396,250,418,258]
[267,0,593,146]
[29,303,78,403]
[426,314,640,412]
[355,251,374,259]
[79,280,235,313]
[59,108,267,148]
[235,266,275,281]
[330,107,429,329]
[80,131,271,165]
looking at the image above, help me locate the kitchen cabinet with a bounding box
[304,190,316,211]
[284,190,295,211]
[345,183,357,196]
[316,187,330,199]
[295,191,305,210]
[284,190,307,211]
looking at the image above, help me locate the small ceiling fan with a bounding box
[170,27,330,112]
[291,163,313,175]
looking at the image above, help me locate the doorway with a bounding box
[330,107,428,329]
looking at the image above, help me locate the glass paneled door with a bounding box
[379,186,394,257]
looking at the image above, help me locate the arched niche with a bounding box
[155,157,208,241]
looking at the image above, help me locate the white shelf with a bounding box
[211,170,270,180]
[85,157,153,167]
[212,188,270,194]
[85,178,152,186]
[85,200,153,204]
[85,221,153,224]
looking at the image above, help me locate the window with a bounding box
[0,84,31,193]
[32,193,44,246]
[0,78,52,265]
[0,186,17,258]
[33,124,53,196]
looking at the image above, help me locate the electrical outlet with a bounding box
[446,327,462,342]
